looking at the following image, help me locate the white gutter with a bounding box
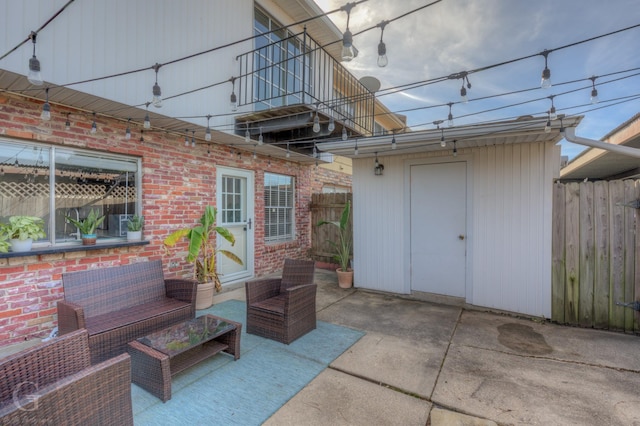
[564,126,640,159]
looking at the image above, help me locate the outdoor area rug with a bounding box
[132,299,364,425]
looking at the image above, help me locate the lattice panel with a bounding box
[0,182,49,198]
[0,182,136,199]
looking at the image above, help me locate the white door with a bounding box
[216,167,254,283]
[410,162,467,298]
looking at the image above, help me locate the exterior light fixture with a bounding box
[125,118,131,140]
[205,115,212,142]
[589,76,599,104]
[27,31,43,86]
[548,95,557,120]
[152,63,162,108]
[374,152,384,175]
[377,21,389,68]
[65,113,71,130]
[540,49,552,89]
[90,112,97,134]
[229,77,237,112]
[143,102,151,129]
[341,3,356,62]
[40,88,51,121]
[447,102,454,127]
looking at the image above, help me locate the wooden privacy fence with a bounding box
[310,192,352,264]
[552,179,640,333]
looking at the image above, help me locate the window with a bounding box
[264,173,294,242]
[254,7,312,110]
[0,139,141,247]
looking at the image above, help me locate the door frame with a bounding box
[403,155,474,301]
[216,166,255,284]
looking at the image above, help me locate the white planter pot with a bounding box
[10,238,33,253]
[127,230,142,241]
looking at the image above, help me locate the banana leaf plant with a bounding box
[316,200,352,272]
[163,206,242,292]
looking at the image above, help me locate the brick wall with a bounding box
[0,92,351,346]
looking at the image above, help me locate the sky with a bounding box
[315,0,640,160]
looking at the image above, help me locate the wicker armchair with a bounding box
[0,329,133,426]
[245,259,317,344]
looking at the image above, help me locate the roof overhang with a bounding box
[318,115,584,158]
[0,69,320,164]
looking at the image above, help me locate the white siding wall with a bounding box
[353,142,559,317]
[1,0,254,131]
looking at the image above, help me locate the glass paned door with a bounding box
[217,167,254,283]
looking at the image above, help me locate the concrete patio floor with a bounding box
[248,267,640,425]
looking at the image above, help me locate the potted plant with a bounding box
[0,231,9,253]
[0,215,46,252]
[127,215,144,241]
[65,209,105,245]
[317,200,353,288]
[163,206,243,309]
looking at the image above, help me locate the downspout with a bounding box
[564,126,640,159]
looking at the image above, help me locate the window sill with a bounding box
[0,240,149,259]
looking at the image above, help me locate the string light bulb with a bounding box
[258,127,263,145]
[545,114,551,133]
[27,31,43,86]
[40,88,51,121]
[447,102,454,127]
[440,129,446,147]
[191,130,196,148]
[354,139,359,156]
[229,77,237,112]
[143,102,151,129]
[391,133,396,150]
[313,143,318,158]
[90,112,97,134]
[184,129,189,147]
[245,124,251,143]
[341,3,356,62]
[342,126,348,141]
[205,115,212,142]
[125,118,131,140]
[152,63,162,108]
[286,142,291,158]
[540,49,552,89]
[589,76,599,104]
[377,21,388,68]
[65,113,71,130]
[548,95,557,120]
[328,116,335,132]
[453,140,458,157]
[313,111,320,133]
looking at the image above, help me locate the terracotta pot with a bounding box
[81,234,97,246]
[336,268,354,289]
[195,281,216,310]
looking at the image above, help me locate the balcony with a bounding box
[234,29,376,156]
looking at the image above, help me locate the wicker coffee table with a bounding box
[127,314,241,402]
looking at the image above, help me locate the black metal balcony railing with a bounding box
[235,28,375,137]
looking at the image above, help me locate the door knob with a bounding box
[458,235,465,240]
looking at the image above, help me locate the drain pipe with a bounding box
[564,126,640,159]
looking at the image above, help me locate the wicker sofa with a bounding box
[0,329,133,425]
[58,260,196,364]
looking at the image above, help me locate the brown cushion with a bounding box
[250,294,286,316]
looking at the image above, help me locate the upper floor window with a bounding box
[0,139,141,247]
[254,7,312,110]
[264,173,294,242]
